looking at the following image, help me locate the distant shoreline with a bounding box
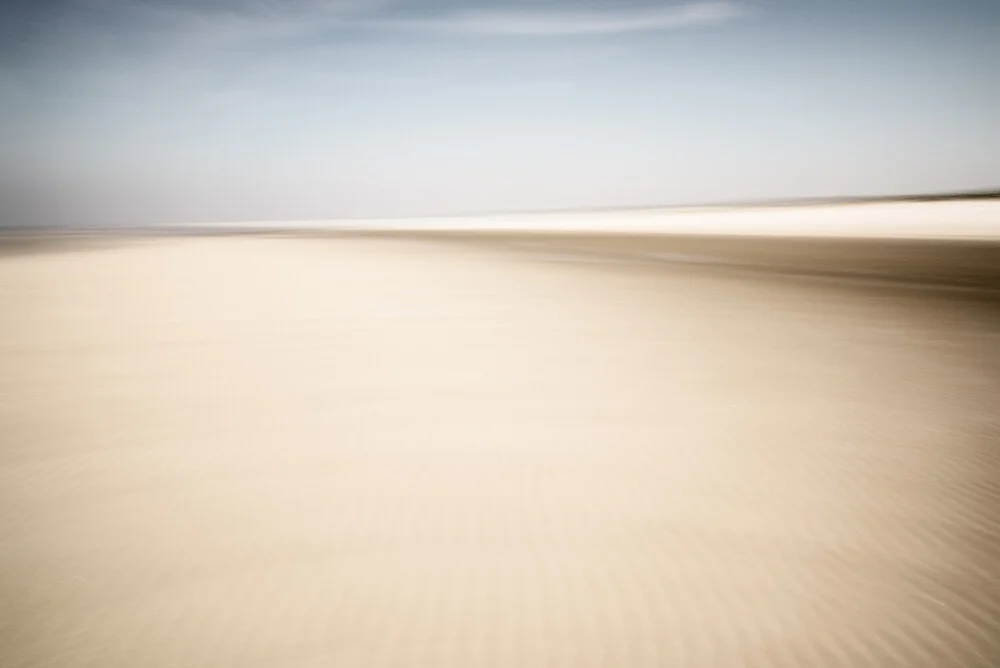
[3,190,1000,240]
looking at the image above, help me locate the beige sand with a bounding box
[2,236,999,667]
[189,200,1000,239]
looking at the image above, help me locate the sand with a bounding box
[2,234,999,667]
[180,199,1000,239]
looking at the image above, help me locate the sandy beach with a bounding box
[2,231,999,667]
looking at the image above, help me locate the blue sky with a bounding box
[2,0,998,225]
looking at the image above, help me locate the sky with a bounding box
[1,0,998,226]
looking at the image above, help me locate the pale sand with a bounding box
[2,236,999,667]
[186,200,1000,239]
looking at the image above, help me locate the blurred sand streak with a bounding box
[2,236,999,667]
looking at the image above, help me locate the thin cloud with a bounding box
[38,1,747,63]
[380,2,747,37]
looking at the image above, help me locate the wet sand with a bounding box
[2,234,999,667]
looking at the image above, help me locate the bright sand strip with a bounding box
[185,200,1000,239]
[2,234,999,667]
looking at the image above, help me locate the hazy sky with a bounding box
[2,0,998,225]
